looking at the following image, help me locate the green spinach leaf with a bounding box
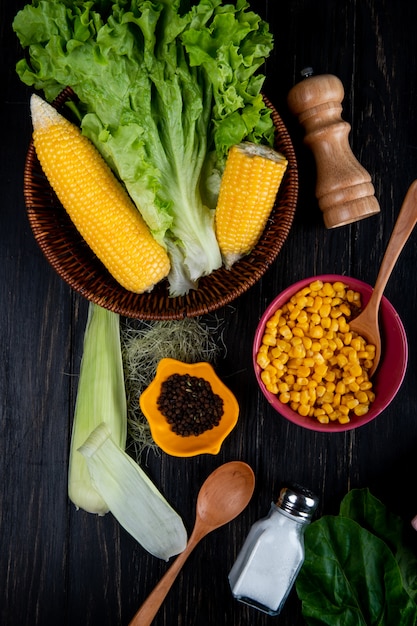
[296,515,417,625]
[340,488,417,603]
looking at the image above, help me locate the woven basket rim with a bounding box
[23,89,298,319]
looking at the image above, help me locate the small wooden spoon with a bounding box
[128,461,255,626]
[349,180,417,376]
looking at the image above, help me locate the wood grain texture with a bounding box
[2,0,417,624]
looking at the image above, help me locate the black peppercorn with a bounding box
[157,373,224,437]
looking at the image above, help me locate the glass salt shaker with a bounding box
[228,484,319,616]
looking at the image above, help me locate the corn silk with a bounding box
[121,317,224,456]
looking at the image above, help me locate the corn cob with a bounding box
[30,94,170,294]
[214,142,288,269]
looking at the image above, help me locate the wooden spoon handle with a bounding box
[128,537,200,626]
[369,180,417,310]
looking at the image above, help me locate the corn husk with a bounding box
[79,423,187,560]
[68,303,127,515]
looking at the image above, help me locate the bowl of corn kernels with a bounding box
[253,274,408,432]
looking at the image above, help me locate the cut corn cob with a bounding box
[214,142,288,269]
[30,94,170,294]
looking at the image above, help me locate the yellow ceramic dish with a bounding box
[140,358,239,457]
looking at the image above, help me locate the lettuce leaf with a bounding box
[13,0,274,295]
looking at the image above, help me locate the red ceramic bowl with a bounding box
[253,274,408,432]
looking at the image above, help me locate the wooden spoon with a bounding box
[349,180,417,376]
[128,461,255,626]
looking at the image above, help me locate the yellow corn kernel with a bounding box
[336,381,346,395]
[321,391,334,404]
[333,281,346,293]
[287,358,303,368]
[338,415,351,424]
[270,346,282,359]
[339,303,351,317]
[298,404,310,417]
[297,310,309,324]
[346,398,359,410]
[279,392,291,404]
[303,357,315,368]
[319,303,331,317]
[277,352,289,365]
[322,282,335,296]
[317,414,330,424]
[31,95,170,294]
[336,354,348,368]
[214,142,288,268]
[324,370,336,382]
[309,325,324,339]
[351,337,364,351]
[310,280,324,291]
[266,383,279,394]
[313,363,328,378]
[290,344,306,359]
[322,348,334,361]
[356,391,369,404]
[256,352,270,369]
[316,385,326,398]
[348,364,362,378]
[343,331,353,345]
[329,410,340,421]
[290,391,301,403]
[262,333,277,347]
[275,338,290,352]
[261,370,272,386]
[321,317,332,330]
[263,326,277,339]
[291,326,304,338]
[325,381,336,393]
[289,306,301,320]
[307,296,321,312]
[266,313,280,328]
[353,404,369,417]
[310,312,321,325]
[338,404,350,416]
[310,341,322,353]
[271,359,285,373]
[279,325,293,340]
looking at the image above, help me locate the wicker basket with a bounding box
[23,88,298,320]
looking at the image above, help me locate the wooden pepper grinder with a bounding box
[287,69,380,228]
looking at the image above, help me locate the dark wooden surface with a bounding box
[2,1,417,624]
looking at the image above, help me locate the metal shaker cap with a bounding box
[276,485,319,520]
